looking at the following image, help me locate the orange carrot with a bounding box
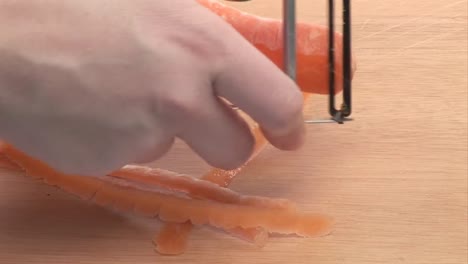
[196,0,356,95]
[0,142,333,237]
[225,226,269,248]
[110,165,296,210]
[0,146,294,212]
[153,222,193,256]
[0,153,21,171]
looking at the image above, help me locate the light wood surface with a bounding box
[1,1,467,263]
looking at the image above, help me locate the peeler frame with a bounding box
[283,0,353,124]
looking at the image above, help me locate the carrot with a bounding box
[196,0,356,95]
[110,165,296,210]
[0,153,21,171]
[0,142,333,238]
[225,226,269,247]
[153,222,193,256]
[155,224,268,255]
[0,144,294,212]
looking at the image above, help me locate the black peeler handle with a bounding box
[328,0,352,123]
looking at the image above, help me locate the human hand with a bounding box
[0,0,305,176]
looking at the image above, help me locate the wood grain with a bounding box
[1,0,467,263]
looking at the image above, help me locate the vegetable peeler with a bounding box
[226,0,353,124]
[283,0,353,124]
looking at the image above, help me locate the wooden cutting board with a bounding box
[1,0,466,263]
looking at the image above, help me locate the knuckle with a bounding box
[158,91,202,120]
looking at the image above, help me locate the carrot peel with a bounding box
[0,142,333,239]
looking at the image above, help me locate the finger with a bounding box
[213,29,306,150]
[173,88,255,170]
[133,136,175,164]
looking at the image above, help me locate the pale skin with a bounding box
[0,0,305,177]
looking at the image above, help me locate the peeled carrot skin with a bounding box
[153,222,192,256]
[0,143,333,238]
[110,165,297,210]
